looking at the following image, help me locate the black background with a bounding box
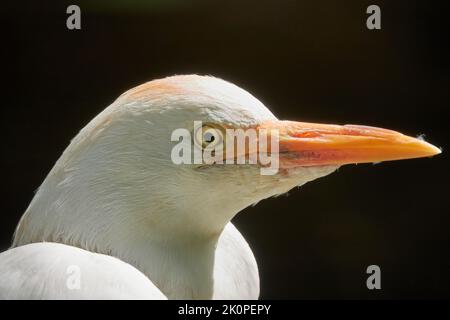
[2,0,449,299]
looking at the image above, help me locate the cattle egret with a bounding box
[0,75,441,299]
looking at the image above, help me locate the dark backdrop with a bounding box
[2,0,449,299]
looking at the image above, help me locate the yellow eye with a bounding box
[195,125,224,150]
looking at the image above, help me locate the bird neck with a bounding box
[13,160,238,299]
[125,228,220,299]
[12,108,251,299]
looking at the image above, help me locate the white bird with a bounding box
[0,75,440,299]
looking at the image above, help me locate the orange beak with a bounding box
[258,120,441,168]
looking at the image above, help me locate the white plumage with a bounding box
[0,242,166,299]
[0,75,439,299]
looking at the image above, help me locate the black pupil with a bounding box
[204,132,215,143]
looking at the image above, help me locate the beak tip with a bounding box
[417,140,442,157]
[430,145,442,156]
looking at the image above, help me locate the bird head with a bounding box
[16,75,441,241]
[73,74,438,237]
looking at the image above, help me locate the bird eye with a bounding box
[204,132,215,143]
[195,124,224,150]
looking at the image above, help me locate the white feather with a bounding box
[0,242,166,299]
